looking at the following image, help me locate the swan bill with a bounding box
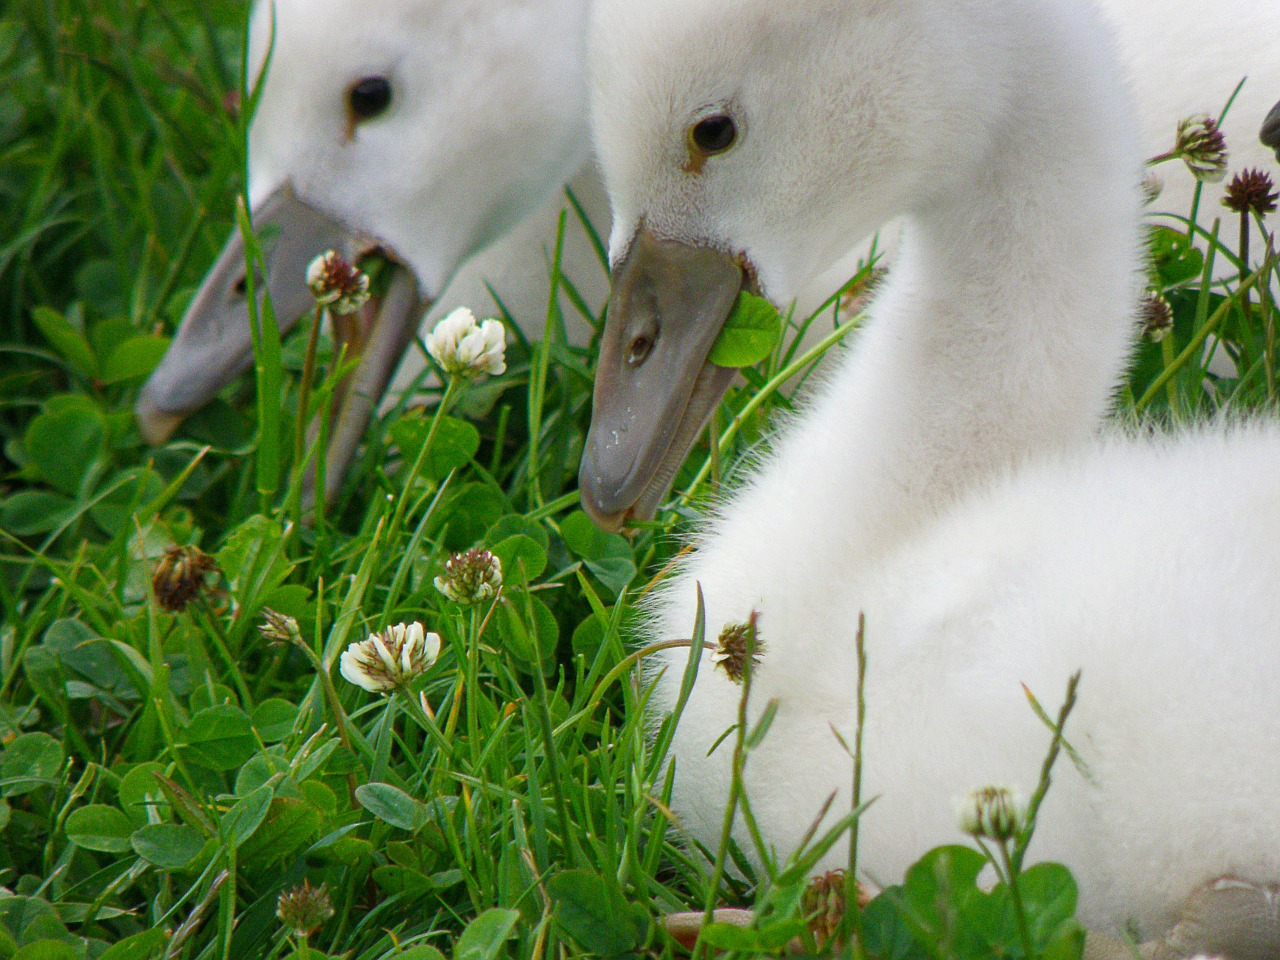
[137,182,351,440]
[136,181,429,504]
[580,227,741,531]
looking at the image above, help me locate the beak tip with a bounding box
[578,462,631,534]
[135,399,186,446]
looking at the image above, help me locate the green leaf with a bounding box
[390,947,446,960]
[216,513,290,599]
[11,942,83,960]
[130,823,206,869]
[454,908,521,960]
[1017,861,1078,944]
[483,514,549,552]
[99,335,170,385]
[65,804,133,853]
[31,306,97,379]
[96,928,168,960]
[1,732,65,797]
[251,699,299,743]
[548,871,647,957]
[23,408,106,496]
[559,511,637,595]
[88,468,165,537]
[354,782,428,831]
[390,414,481,482]
[707,291,782,368]
[0,896,66,946]
[490,534,547,583]
[237,797,324,867]
[0,491,77,536]
[117,763,169,825]
[179,705,256,771]
[220,784,273,847]
[440,484,506,551]
[1042,920,1086,960]
[495,595,558,669]
[371,865,436,896]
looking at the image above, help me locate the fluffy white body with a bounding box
[585,0,1280,941]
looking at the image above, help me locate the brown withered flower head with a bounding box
[305,250,371,313]
[1139,291,1174,342]
[713,612,763,684]
[152,545,218,613]
[802,870,850,948]
[276,879,333,939]
[1222,168,1278,217]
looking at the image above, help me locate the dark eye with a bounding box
[349,76,392,120]
[690,114,737,154]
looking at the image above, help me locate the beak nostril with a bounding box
[232,275,248,297]
[627,335,653,367]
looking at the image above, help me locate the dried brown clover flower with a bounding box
[1222,168,1278,217]
[152,545,218,613]
[305,250,371,313]
[1139,291,1174,342]
[713,613,763,684]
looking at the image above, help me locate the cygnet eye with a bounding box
[690,114,737,155]
[349,76,392,121]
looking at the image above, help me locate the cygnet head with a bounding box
[579,0,1005,528]
[138,0,590,441]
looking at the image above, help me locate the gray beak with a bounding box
[136,182,429,504]
[136,183,352,442]
[579,227,743,531]
[1263,99,1280,163]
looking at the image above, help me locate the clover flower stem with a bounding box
[396,686,453,758]
[530,625,585,868]
[997,839,1034,959]
[288,630,359,801]
[697,617,758,960]
[1260,231,1278,401]
[1187,180,1204,245]
[295,302,324,471]
[194,600,253,709]
[1011,670,1081,874]
[1136,255,1266,411]
[1160,331,1179,414]
[465,605,481,766]
[370,692,399,784]
[428,672,468,796]
[839,613,869,956]
[387,376,460,547]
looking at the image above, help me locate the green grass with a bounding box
[1,2,1279,959]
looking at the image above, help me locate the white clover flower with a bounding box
[305,250,371,313]
[339,621,440,693]
[424,307,507,379]
[953,785,1027,843]
[434,548,503,605]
